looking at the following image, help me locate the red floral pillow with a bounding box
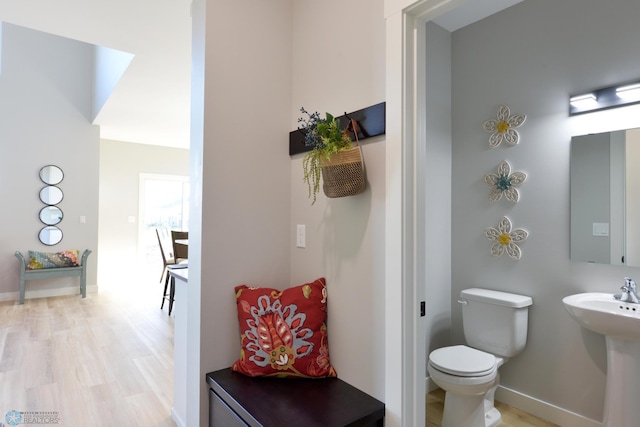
[232,277,337,378]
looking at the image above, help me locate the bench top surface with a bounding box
[206,368,384,427]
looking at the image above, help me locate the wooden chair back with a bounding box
[171,230,188,262]
[156,228,175,264]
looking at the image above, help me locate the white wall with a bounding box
[97,139,189,284]
[0,23,99,299]
[289,0,387,398]
[92,47,134,122]
[189,1,388,424]
[189,0,293,425]
[450,0,640,422]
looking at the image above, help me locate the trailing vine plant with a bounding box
[298,107,353,204]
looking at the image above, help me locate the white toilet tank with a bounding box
[460,288,533,358]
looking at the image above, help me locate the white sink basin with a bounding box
[563,292,640,341]
[563,292,640,426]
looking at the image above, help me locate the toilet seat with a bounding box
[429,345,496,377]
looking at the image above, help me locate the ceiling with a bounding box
[432,0,524,31]
[0,0,192,149]
[0,0,521,150]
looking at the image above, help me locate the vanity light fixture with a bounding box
[570,79,640,115]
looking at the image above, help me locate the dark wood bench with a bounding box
[14,249,92,304]
[206,368,385,426]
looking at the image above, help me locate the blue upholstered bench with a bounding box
[14,249,92,304]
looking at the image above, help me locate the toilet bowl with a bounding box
[428,345,504,427]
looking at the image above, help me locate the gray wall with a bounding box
[0,23,99,298]
[424,21,452,371]
[450,0,640,421]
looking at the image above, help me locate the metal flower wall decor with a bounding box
[483,104,526,148]
[483,160,527,203]
[484,216,528,260]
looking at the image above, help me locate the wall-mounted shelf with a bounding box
[289,102,386,156]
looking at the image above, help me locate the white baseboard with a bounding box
[496,385,601,427]
[0,285,99,302]
[426,377,602,427]
[171,407,186,427]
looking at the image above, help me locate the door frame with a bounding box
[385,0,468,425]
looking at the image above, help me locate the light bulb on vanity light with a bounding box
[569,93,598,108]
[616,83,640,100]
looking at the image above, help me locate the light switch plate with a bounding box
[296,224,306,248]
[593,222,609,236]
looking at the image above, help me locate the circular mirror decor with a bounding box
[39,165,64,185]
[39,186,63,205]
[39,206,63,226]
[39,226,63,246]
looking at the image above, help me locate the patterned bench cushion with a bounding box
[27,249,80,270]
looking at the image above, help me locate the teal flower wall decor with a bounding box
[483,160,527,203]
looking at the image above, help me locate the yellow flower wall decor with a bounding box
[483,160,527,203]
[484,216,528,260]
[483,104,527,148]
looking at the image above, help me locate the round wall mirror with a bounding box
[39,165,64,185]
[39,206,63,226]
[39,226,63,245]
[39,186,63,205]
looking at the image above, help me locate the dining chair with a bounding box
[156,228,176,312]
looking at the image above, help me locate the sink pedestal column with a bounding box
[603,336,640,426]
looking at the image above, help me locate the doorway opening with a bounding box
[138,173,190,282]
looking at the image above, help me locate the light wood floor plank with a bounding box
[0,278,176,427]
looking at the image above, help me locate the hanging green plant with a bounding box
[298,108,354,204]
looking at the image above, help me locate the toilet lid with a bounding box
[429,345,496,377]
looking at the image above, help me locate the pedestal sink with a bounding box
[563,293,640,427]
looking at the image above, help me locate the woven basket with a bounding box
[320,145,366,198]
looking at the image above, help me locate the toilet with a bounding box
[428,288,533,427]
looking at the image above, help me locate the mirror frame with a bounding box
[39,226,63,246]
[39,206,63,226]
[571,127,640,266]
[39,185,63,205]
[39,165,64,185]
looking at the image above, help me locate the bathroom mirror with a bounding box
[39,165,63,185]
[39,226,63,246]
[39,186,63,205]
[570,127,640,266]
[39,206,63,226]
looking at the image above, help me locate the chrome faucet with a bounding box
[615,277,639,303]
